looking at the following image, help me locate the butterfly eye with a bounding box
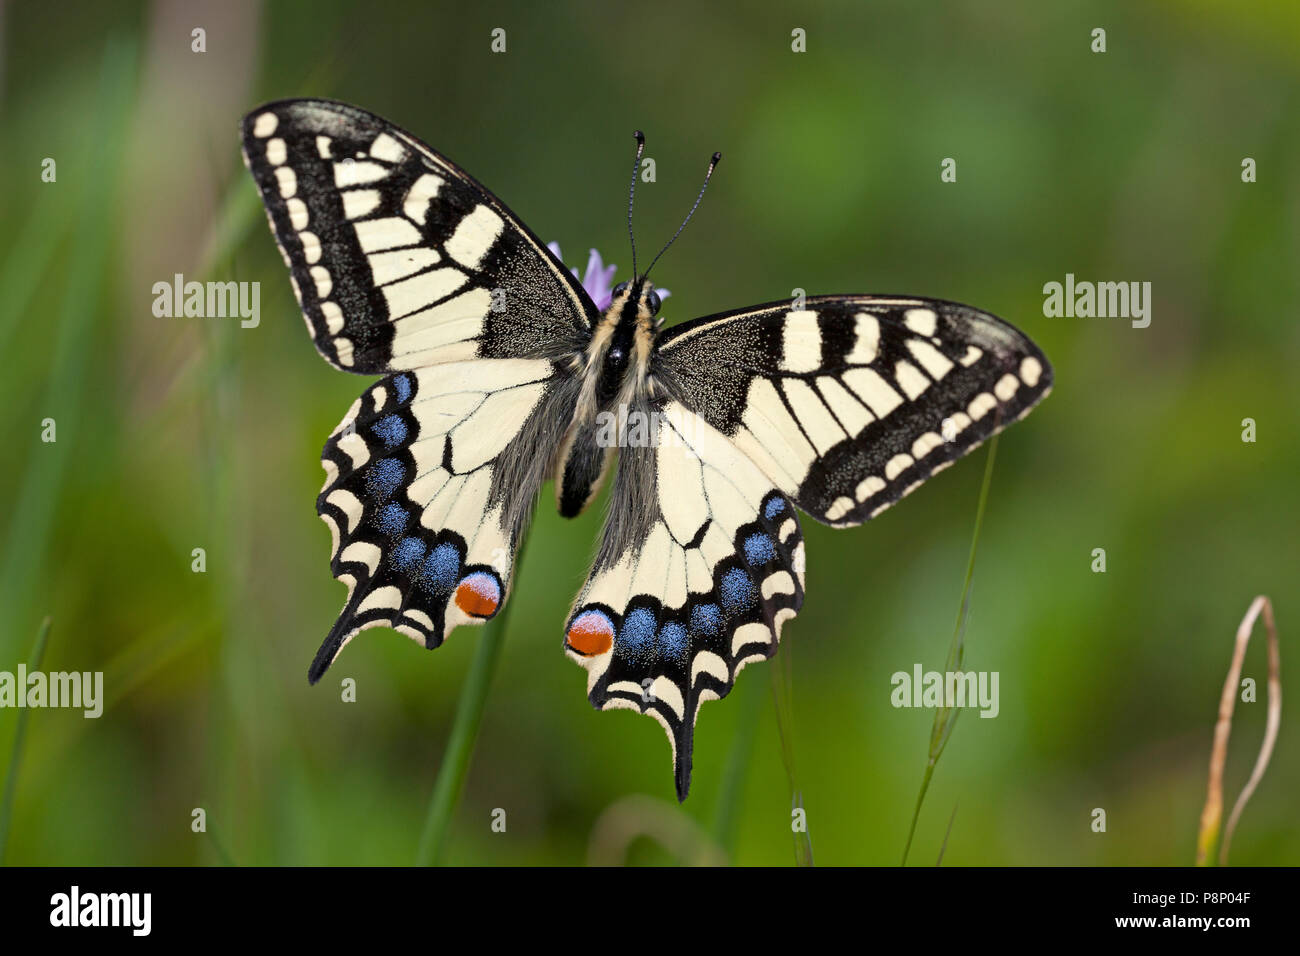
[613,281,628,297]
[645,289,662,315]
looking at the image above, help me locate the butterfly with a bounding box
[241,99,1052,800]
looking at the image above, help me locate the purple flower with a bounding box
[548,243,669,312]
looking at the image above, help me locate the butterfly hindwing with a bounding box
[240,99,596,373]
[653,296,1053,527]
[565,400,805,799]
[311,359,580,682]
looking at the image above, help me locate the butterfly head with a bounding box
[610,277,662,321]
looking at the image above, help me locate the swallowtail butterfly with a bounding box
[241,99,1052,800]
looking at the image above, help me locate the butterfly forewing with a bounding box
[653,296,1053,527]
[240,99,596,373]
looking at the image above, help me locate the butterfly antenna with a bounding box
[644,151,721,279]
[627,130,646,277]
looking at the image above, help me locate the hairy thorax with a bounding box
[552,280,660,517]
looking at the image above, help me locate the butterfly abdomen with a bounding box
[555,423,614,518]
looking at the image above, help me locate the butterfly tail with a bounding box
[308,614,354,685]
[674,717,695,802]
[308,586,375,685]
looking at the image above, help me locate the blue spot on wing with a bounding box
[365,458,405,500]
[764,496,786,521]
[690,603,722,638]
[372,414,407,449]
[619,608,657,657]
[422,542,461,592]
[392,373,413,404]
[657,622,688,661]
[376,503,409,536]
[720,568,756,612]
[392,536,425,570]
[743,532,775,565]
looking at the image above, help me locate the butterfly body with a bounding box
[554,278,661,517]
[242,99,1053,799]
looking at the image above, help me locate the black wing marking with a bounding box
[564,400,804,800]
[241,99,596,372]
[653,296,1052,527]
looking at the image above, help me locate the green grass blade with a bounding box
[936,802,959,865]
[901,432,999,866]
[0,617,52,864]
[770,646,813,866]
[415,546,525,866]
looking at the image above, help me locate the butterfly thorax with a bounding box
[552,278,660,518]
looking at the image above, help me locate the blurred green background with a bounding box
[0,0,1296,866]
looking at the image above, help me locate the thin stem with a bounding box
[415,548,525,865]
[1196,595,1281,865]
[936,803,958,866]
[901,432,999,865]
[770,648,813,866]
[901,762,937,867]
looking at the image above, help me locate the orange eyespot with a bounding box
[566,609,615,657]
[454,572,501,618]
